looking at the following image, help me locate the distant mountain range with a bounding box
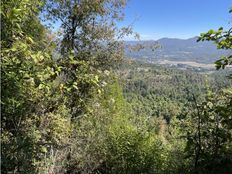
[125,37,230,64]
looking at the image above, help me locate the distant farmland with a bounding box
[158,59,215,69]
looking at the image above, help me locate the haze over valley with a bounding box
[125,37,231,69]
[2,0,232,173]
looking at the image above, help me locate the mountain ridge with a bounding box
[125,37,229,64]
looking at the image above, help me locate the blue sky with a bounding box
[121,0,232,40]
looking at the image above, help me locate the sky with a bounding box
[120,0,232,40]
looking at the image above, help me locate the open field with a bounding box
[158,59,215,69]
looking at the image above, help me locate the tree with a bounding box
[1,0,133,172]
[197,8,232,72]
[42,0,132,118]
[1,0,71,173]
[183,89,232,174]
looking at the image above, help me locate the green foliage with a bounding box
[121,61,232,122]
[197,9,232,70]
[181,89,232,173]
[1,0,71,173]
[106,117,163,174]
[102,82,164,174]
[2,0,232,173]
[121,61,232,173]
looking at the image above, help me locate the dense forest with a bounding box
[121,61,232,121]
[1,0,232,174]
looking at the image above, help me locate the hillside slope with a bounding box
[125,37,230,64]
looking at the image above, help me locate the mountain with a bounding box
[125,37,229,64]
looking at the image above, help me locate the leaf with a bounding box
[229,7,232,13]
[95,75,99,82]
[27,37,34,44]
[41,147,47,153]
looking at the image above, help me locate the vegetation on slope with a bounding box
[1,0,231,173]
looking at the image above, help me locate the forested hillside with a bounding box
[1,0,232,174]
[120,61,232,122]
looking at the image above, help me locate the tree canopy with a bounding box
[1,1,232,174]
